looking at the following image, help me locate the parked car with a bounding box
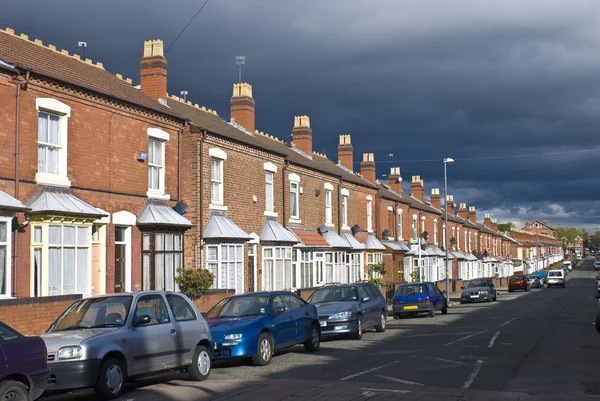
[547,269,566,288]
[43,292,213,400]
[563,261,572,271]
[595,261,600,270]
[205,292,320,366]
[562,266,570,276]
[307,282,387,340]
[392,282,448,318]
[508,275,530,292]
[533,271,547,286]
[459,278,497,303]
[527,275,542,289]
[0,321,48,400]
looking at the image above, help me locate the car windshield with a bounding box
[309,286,358,303]
[395,284,427,296]
[204,295,270,319]
[465,279,490,288]
[549,271,563,277]
[49,296,133,332]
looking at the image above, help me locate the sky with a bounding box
[4,0,600,231]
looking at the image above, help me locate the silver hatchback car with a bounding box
[42,291,213,399]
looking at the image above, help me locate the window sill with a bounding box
[264,211,279,218]
[210,204,228,211]
[325,223,335,228]
[35,172,71,188]
[367,230,374,234]
[289,218,302,224]
[342,225,350,231]
[147,190,170,201]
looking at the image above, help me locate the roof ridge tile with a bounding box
[167,94,218,115]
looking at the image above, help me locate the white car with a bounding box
[563,261,572,271]
[595,262,600,270]
[547,269,566,288]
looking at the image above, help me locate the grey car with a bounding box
[460,278,497,303]
[42,291,213,399]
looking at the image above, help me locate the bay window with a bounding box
[262,246,293,291]
[142,232,184,291]
[207,244,244,294]
[367,252,383,279]
[0,219,10,297]
[299,250,313,288]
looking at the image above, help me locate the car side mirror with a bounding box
[361,297,370,303]
[272,306,286,315]
[133,315,152,327]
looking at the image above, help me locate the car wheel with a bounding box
[428,304,435,318]
[252,332,274,366]
[375,311,386,332]
[441,302,448,315]
[493,294,497,302]
[0,380,30,401]
[304,324,320,352]
[352,315,363,340]
[188,345,211,381]
[95,358,126,400]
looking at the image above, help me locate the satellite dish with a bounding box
[382,229,391,238]
[173,201,189,215]
[421,231,429,240]
[351,224,361,235]
[318,225,329,234]
[450,237,457,245]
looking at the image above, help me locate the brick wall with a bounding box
[0,295,81,336]
[192,289,236,313]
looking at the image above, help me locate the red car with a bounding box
[508,275,531,292]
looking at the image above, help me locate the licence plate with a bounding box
[470,295,479,298]
[404,305,418,310]
[320,321,327,327]
[549,279,557,283]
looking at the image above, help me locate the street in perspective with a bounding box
[1,1,600,401]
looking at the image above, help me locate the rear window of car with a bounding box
[395,284,427,296]
[548,271,563,277]
[509,276,522,281]
[0,322,22,343]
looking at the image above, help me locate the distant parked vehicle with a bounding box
[533,271,547,285]
[547,269,566,288]
[460,278,497,304]
[527,275,542,289]
[205,292,320,366]
[392,282,448,318]
[308,282,387,340]
[43,292,213,399]
[0,321,48,400]
[563,261,572,271]
[508,275,530,292]
[595,261,600,270]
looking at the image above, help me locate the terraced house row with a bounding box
[0,29,562,303]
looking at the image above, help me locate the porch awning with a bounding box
[465,253,478,261]
[27,187,105,218]
[382,240,410,252]
[137,200,192,227]
[365,235,386,251]
[342,233,365,250]
[432,247,446,257]
[323,231,352,249]
[260,221,300,244]
[452,251,466,259]
[203,215,250,240]
[289,228,328,247]
[0,190,28,212]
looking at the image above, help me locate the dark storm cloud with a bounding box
[4,0,600,229]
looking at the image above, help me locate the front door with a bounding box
[114,227,126,293]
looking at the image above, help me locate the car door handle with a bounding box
[170,329,176,334]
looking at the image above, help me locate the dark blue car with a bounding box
[307,282,387,340]
[392,282,448,318]
[205,292,320,366]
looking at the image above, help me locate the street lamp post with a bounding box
[443,158,454,301]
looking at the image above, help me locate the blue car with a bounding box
[392,282,448,318]
[533,271,547,285]
[307,282,387,340]
[205,292,320,366]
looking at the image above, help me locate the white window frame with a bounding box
[397,210,403,240]
[421,216,426,236]
[366,195,373,233]
[457,227,461,249]
[146,128,171,200]
[262,246,293,291]
[0,217,12,298]
[367,252,383,279]
[464,230,467,252]
[347,252,362,283]
[289,174,301,223]
[442,224,446,248]
[206,243,245,294]
[433,219,438,245]
[325,183,333,227]
[35,98,71,188]
[264,163,277,217]
[412,214,418,239]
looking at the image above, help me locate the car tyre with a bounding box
[253,332,274,366]
[95,358,126,400]
[188,345,211,381]
[441,302,448,315]
[428,304,435,318]
[0,380,31,401]
[352,315,363,340]
[375,311,386,332]
[304,324,320,352]
[493,293,497,302]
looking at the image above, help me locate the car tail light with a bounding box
[392,299,398,305]
[423,297,430,303]
[44,346,48,362]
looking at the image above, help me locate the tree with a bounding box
[581,229,589,243]
[591,231,600,250]
[367,263,386,287]
[497,222,515,233]
[554,226,582,254]
[174,268,214,300]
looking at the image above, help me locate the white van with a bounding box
[563,261,572,271]
[547,269,566,288]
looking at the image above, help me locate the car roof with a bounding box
[79,290,182,300]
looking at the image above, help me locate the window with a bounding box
[325,189,333,226]
[134,294,170,325]
[38,112,60,176]
[421,217,425,235]
[469,232,472,252]
[397,211,403,240]
[347,252,362,282]
[452,227,456,248]
[0,322,22,343]
[300,250,313,289]
[442,225,446,247]
[206,244,244,294]
[283,294,305,311]
[434,220,438,245]
[0,220,9,297]
[364,284,381,300]
[166,294,197,321]
[342,194,348,228]
[324,251,346,284]
[142,232,184,292]
[367,252,383,279]
[35,99,71,187]
[290,182,299,220]
[412,215,417,239]
[265,171,274,213]
[211,158,224,205]
[366,198,373,232]
[262,247,293,291]
[457,228,460,249]
[464,230,467,251]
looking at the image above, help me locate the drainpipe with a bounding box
[337,179,342,235]
[198,129,206,269]
[282,157,289,227]
[177,120,188,201]
[13,70,30,297]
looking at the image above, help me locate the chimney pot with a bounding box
[388,166,402,193]
[140,39,167,101]
[230,82,255,133]
[292,115,313,155]
[360,153,376,184]
[411,176,425,202]
[431,188,441,209]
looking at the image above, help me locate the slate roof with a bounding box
[290,228,329,247]
[365,235,386,251]
[27,187,105,218]
[0,29,183,120]
[342,233,366,250]
[203,215,250,240]
[137,200,192,227]
[260,220,299,244]
[322,231,352,249]
[0,190,28,212]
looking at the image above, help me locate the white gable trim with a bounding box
[148,128,170,142]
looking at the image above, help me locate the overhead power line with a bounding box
[165,0,210,55]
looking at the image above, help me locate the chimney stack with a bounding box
[292,115,312,155]
[140,40,167,101]
[411,176,425,202]
[468,206,477,223]
[458,203,468,220]
[230,83,255,133]
[431,188,441,210]
[338,135,353,171]
[388,167,402,194]
[492,218,498,232]
[360,153,376,184]
[446,195,455,216]
[484,213,493,229]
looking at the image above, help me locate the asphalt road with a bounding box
[43,258,599,400]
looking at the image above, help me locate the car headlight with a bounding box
[224,334,242,340]
[329,311,352,320]
[481,291,488,294]
[57,346,82,360]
